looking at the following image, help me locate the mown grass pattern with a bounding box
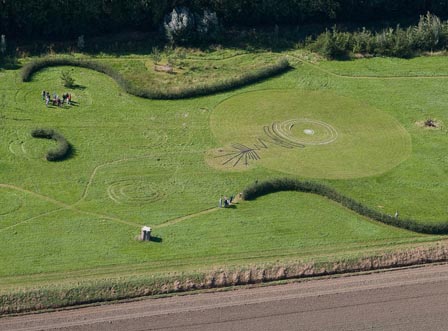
[243,178,448,234]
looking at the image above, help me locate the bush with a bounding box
[307,13,448,59]
[308,28,350,59]
[243,178,448,235]
[22,56,290,99]
[31,128,72,161]
[60,70,75,88]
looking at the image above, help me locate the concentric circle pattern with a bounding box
[270,119,338,146]
[107,179,165,205]
[210,89,411,179]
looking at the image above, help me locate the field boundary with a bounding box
[1,241,447,315]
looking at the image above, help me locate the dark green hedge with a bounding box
[31,128,72,162]
[243,178,448,235]
[21,57,290,99]
[2,1,447,39]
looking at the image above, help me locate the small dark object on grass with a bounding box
[424,119,437,128]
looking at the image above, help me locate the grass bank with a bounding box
[2,241,447,315]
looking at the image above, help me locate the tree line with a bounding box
[1,0,448,39]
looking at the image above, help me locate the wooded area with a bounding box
[1,0,448,39]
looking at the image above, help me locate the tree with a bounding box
[164,7,196,44]
[151,47,162,64]
[61,70,75,88]
[0,35,6,54]
[77,35,85,51]
[163,7,220,44]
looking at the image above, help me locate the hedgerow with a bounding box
[308,13,448,59]
[243,178,448,234]
[31,128,72,161]
[21,57,290,99]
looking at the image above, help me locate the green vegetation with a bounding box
[31,128,72,161]
[21,55,290,99]
[243,178,448,234]
[0,47,447,311]
[209,89,411,178]
[60,70,75,88]
[2,1,446,39]
[308,13,448,59]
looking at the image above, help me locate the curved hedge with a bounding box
[31,128,72,162]
[21,57,290,100]
[243,178,448,235]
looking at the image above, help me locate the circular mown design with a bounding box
[9,136,57,160]
[270,119,338,146]
[209,90,411,179]
[107,178,165,205]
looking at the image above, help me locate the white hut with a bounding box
[141,226,151,241]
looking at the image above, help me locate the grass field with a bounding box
[0,49,447,296]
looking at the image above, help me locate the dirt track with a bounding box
[2,263,448,330]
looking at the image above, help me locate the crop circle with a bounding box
[210,89,411,179]
[271,119,338,146]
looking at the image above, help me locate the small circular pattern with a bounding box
[272,119,338,146]
[8,137,52,160]
[107,179,165,205]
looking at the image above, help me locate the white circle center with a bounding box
[304,129,315,135]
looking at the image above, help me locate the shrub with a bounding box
[308,28,350,59]
[22,56,290,99]
[151,47,162,64]
[31,128,72,161]
[60,70,75,88]
[308,13,448,59]
[243,178,448,235]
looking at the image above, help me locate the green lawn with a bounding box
[0,51,447,290]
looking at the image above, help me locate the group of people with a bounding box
[42,90,72,107]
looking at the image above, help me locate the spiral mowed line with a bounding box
[210,89,411,179]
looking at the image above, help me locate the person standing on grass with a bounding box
[42,90,46,100]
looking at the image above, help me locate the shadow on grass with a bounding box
[150,236,163,243]
[71,84,86,90]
